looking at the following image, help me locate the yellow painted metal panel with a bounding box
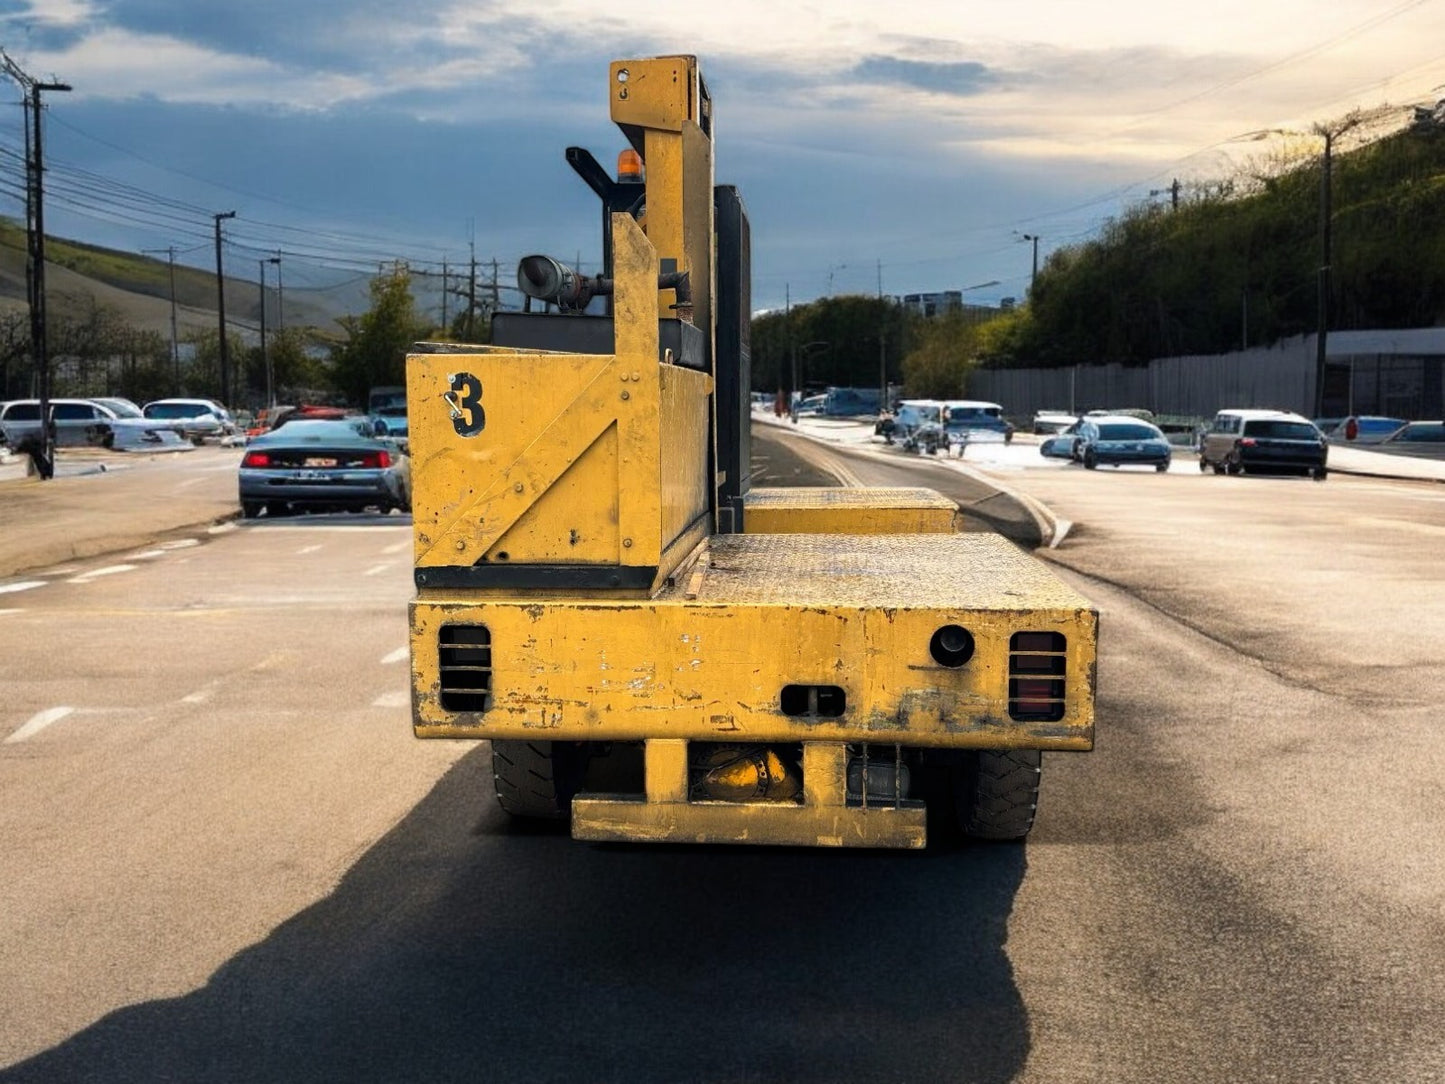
[570,796,927,849]
[744,487,960,534]
[644,739,688,802]
[659,365,711,543]
[609,56,696,132]
[411,536,1096,750]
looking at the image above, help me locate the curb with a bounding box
[754,413,1064,549]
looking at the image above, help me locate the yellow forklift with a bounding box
[406,55,1096,848]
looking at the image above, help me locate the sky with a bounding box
[1,0,1444,322]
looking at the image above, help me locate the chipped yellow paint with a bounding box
[406,215,710,587]
[410,534,1096,749]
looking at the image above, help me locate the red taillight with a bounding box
[241,451,270,468]
[359,451,391,468]
[1239,438,1257,447]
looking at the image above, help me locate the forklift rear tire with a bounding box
[954,749,1042,841]
[491,740,567,820]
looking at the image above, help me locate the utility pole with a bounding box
[258,259,269,409]
[272,250,283,336]
[1315,130,1335,420]
[468,244,478,341]
[144,246,181,393]
[787,283,797,424]
[440,260,449,330]
[260,255,279,407]
[876,259,887,413]
[213,210,236,405]
[2,51,70,478]
[490,257,500,316]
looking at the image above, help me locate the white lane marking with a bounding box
[67,564,137,584]
[381,541,409,554]
[34,565,80,576]
[207,523,237,535]
[0,581,47,595]
[181,685,216,704]
[296,544,323,555]
[126,549,166,560]
[5,706,74,744]
[0,608,24,616]
[381,646,409,665]
[159,539,200,550]
[372,691,410,708]
[174,476,207,489]
[362,563,393,577]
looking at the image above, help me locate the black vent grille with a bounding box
[439,625,492,712]
[1008,632,1066,722]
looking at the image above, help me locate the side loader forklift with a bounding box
[406,55,1096,848]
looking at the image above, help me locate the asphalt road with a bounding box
[0,427,1441,1081]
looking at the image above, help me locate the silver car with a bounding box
[238,418,412,518]
[141,398,238,444]
[0,398,190,451]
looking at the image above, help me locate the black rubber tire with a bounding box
[1198,455,1209,472]
[1083,450,1097,470]
[265,501,291,517]
[241,501,262,519]
[1312,466,1327,481]
[492,740,567,820]
[1156,461,1169,473]
[955,749,1042,841]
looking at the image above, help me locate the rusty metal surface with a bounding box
[570,796,927,849]
[659,533,1091,610]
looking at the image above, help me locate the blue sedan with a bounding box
[238,418,411,518]
[1041,415,1172,471]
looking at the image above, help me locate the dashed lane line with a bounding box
[362,563,394,577]
[381,541,409,555]
[5,706,74,744]
[0,608,24,616]
[381,646,409,665]
[372,690,410,708]
[66,564,137,584]
[0,581,47,595]
[296,544,323,555]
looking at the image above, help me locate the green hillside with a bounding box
[994,113,1445,367]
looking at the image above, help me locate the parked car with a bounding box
[1039,415,1171,471]
[1198,409,1328,478]
[1317,415,1407,444]
[89,396,144,418]
[142,398,238,444]
[0,398,191,451]
[1032,410,1077,435]
[790,394,827,420]
[1375,420,1445,458]
[238,418,412,518]
[941,400,1013,446]
[368,405,409,452]
[893,400,946,453]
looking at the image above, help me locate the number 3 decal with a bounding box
[446,372,485,437]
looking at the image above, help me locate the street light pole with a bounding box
[1019,233,1040,295]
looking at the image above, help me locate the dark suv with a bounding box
[1199,409,1327,479]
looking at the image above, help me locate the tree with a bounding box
[330,266,431,406]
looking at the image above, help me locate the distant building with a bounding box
[900,291,998,321]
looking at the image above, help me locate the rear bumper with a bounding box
[240,470,405,507]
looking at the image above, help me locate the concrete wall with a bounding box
[967,329,1445,422]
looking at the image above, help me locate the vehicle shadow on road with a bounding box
[0,748,1031,1084]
